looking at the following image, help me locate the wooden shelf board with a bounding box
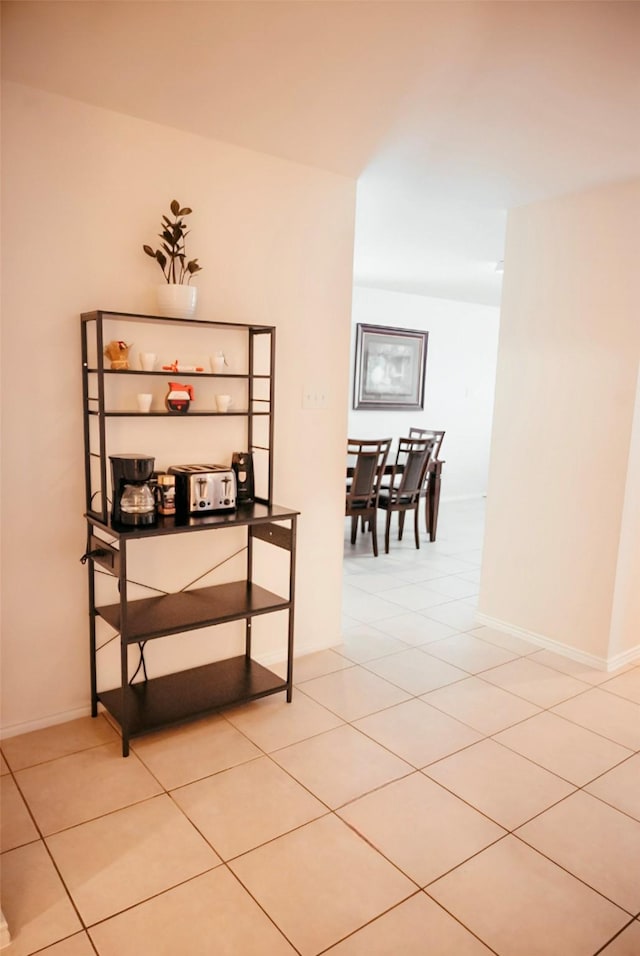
[89,409,267,417]
[97,580,290,642]
[86,501,297,539]
[98,656,288,736]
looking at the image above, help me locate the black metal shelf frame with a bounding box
[81,310,297,757]
[81,309,276,524]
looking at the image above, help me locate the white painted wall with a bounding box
[0,82,355,736]
[349,286,500,500]
[480,178,640,666]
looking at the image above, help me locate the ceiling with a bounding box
[3,1,639,306]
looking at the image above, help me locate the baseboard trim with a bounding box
[606,644,640,670]
[0,642,338,738]
[475,612,640,672]
[256,636,342,668]
[441,493,487,503]
[0,704,93,741]
[4,624,637,740]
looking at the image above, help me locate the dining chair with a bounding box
[377,436,436,553]
[346,437,391,557]
[408,427,445,459]
[409,426,446,541]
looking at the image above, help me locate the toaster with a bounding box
[168,464,237,515]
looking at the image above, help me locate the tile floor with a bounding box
[2,499,640,955]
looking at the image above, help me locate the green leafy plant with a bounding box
[143,199,202,284]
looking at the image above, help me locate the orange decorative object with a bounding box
[161,360,204,372]
[165,382,194,414]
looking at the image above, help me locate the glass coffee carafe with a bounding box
[109,454,156,526]
[120,482,156,523]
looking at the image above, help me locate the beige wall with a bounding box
[480,178,640,666]
[1,82,355,735]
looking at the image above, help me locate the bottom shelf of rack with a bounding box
[98,656,289,737]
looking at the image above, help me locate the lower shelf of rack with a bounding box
[98,656,289,737]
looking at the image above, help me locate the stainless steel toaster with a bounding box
[168,464,237,514]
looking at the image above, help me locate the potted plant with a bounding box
[143,200,202,318]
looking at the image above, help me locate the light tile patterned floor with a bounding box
[2,500,640,955]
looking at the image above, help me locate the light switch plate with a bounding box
[302,386,328,409]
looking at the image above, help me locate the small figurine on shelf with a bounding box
[104,340,132,370]
[161,359,205,373]
[165,381,194,414]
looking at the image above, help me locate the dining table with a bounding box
[345,457,443,542]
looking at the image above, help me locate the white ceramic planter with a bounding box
[156,284,198,319]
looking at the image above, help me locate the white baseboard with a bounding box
[0,643,339,738]
[0,704,93,741]
[606,644,640,670]
[440,493,486,503]
[475,612,640,672]
[4,620,637,741]
[256,636,342,668]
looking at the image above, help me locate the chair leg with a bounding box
[414,504,420,549]
[371,513,379,557]
[429,472,442,542]
[384,511,391,554]
[350,515,358,544]
[398,510,405,541]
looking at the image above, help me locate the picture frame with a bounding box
[353,323,428,410]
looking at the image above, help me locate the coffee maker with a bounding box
[110,454,156,526]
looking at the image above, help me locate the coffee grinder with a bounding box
[110,454,156,526]
[231,451,255,503]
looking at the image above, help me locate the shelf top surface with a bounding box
[97,580,291,640]
[87,368,267,377]
[89,409,269,417]
[81,310,274,332]
[86,500,299,538]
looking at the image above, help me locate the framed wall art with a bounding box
[353,323,428,410]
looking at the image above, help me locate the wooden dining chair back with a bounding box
[409,426,446,540]
[408,427,445,458]
[346,437,391,557]
[377,436,436,553]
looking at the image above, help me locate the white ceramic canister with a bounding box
[156,284,198,319]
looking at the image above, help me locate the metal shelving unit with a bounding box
[81,310,298,756]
